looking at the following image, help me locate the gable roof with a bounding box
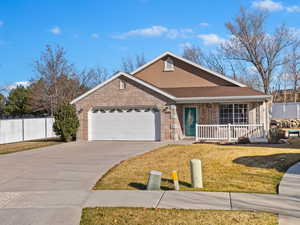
[131,51,247,88]
[71,53,271,105]
[70,72,176,104]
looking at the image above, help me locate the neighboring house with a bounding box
[71,52,272,142]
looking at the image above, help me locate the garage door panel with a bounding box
[89,109,160,141]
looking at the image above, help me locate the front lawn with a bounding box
[0,138,63,154]
[80,208,277,225]
[94,144,300,193]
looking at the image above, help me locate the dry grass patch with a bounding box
[80,208,278,225]
[0,138,63,154]
[94,144,300,193]
[288,137,300,145]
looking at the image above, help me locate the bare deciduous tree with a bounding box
[221,7,297,94]
[121,53,146,73]
[29,45,83,115]
[182,45,262,90]
[183,45,227,75]
[78,66,109,89]
[284,43,300,102]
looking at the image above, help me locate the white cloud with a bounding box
[49,26,61,35]
[286,5,300,12]
[197,34,225,45]
[166,29,179,39]
[91,33,100,38]
[199,22,209,27]
[181,28,193,33]
[113,25,193,39]
[179,42,192,50]
[252,0,300,13]
[0,20,3,27]
[252,0,283,11]
[113,26,167,39]
[4,81,30,92]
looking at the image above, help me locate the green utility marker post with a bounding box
[190,159,203,188]
[147,170,162,190]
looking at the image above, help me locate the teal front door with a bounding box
[184,107,197,136]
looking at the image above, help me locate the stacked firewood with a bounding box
[271,119,300,128]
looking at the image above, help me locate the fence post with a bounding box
[22,119,25,141]
[0,120,2,144]
[45,118,48,139]
[228,123,231,142]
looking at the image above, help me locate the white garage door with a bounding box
[89,108,160,141]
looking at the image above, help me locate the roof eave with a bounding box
[175,95,272,104]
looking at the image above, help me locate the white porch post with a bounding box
[228,123,231,142]
[262,101,269,138]
[195,124,199,141]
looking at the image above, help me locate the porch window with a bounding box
[219,104,248,124]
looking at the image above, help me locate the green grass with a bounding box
[0,138,63,154]
[80,208,278,225]
[94,143,300,193]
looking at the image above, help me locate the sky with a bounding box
[0,0,300,90]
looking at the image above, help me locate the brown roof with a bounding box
[134,55,239,88]
[161,86,265,98]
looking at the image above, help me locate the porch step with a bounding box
[249,137,268,144]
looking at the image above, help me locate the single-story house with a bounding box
[71,52,272,142]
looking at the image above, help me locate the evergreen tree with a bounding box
[0,94,5,116]
[5,85,31,116]
[53,103,79,142]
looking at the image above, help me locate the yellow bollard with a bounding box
[172,170,180,191]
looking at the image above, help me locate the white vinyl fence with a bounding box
[196,124,265,142]
[272,103,300,119]
[0,117,56,144]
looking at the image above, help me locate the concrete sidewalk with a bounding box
[1,190,300,224]
[83,191,300,223]
[0,141,300,225]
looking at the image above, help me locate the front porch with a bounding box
[196,123,265,142]
[170,102,270,141]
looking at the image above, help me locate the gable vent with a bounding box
[164,57,174,72]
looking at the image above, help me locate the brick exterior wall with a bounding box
[74,76,174,141]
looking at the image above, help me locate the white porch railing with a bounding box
[196,124,265,142]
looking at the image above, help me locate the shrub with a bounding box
[269,127,285,144]
[237,136,250,144]
[53,103,79,142]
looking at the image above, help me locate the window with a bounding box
[164,57,174,71]
[119,80,126,89]
[219,104,248,124]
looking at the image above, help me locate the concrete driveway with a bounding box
[0,141,168,225]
